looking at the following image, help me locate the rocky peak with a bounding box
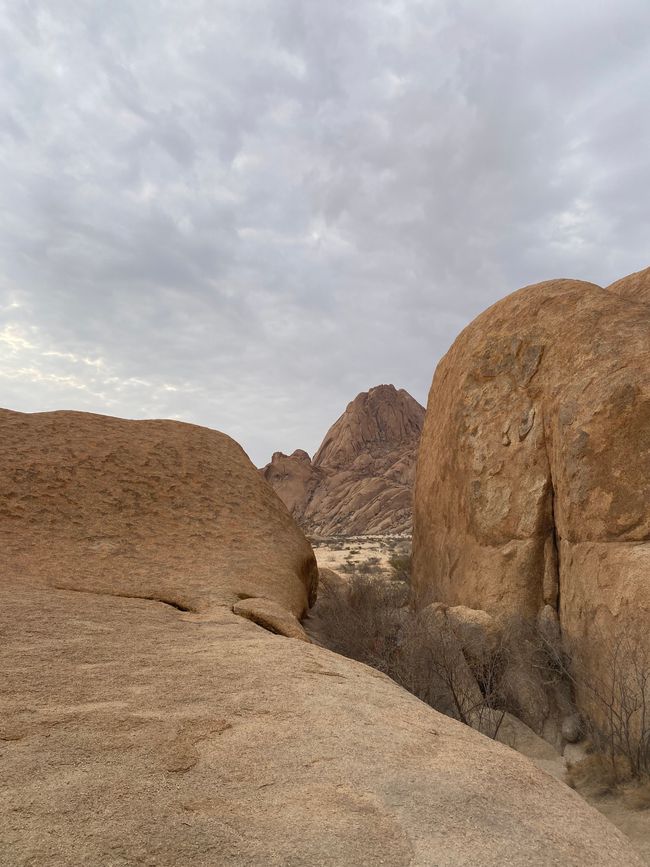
[262,384,425,536]
[313,384,425,471]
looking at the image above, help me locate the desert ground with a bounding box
[308,534,411,574]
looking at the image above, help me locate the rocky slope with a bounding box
[412,268,650,734]
[2,407,641,866]
[262,384,425,535]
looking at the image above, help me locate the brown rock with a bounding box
[446,604,501,660]
[262,449,323,516]
[1,586,641,866]
[412,272,650,728]
[262,384,425,535]
[232,596,310,641]
[1,406,642,865]
[607,265,650,306]
[0,408,318,615]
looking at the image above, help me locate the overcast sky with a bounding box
[1,1,649,465]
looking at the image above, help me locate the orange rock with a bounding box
[0,408,318,615]
[1,406,643,865]
[607,265,650,306]
[413,271,650,712]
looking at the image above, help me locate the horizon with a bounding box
[1,2,649,465]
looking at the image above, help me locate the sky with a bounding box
[1,0,649,465]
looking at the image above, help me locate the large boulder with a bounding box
[412,273,650,723]
[0,408,318,620]
[1,407,642,865]
[2,586,642,867]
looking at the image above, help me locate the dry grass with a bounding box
[311,535,410,576]
[623,781,650,811]
[566,754,633,798]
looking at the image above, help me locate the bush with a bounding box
[535,627,650,783]
[309,566,650,792]
[307,571,509,739]
[566,753,632,797]
[623,780,650,811]
[388,553,411,583]
[311,571,406,670]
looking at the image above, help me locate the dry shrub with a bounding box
[307,566,408,674]
[307,568,509,739]
[494,614,571,737]
[310,564,650,790]
[566,754,632,798]
[537,628,650,782]
[388,552,411,583]
[622,781,650,811]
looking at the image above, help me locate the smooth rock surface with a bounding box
[608,265,650,305]
[1,406,643,865]
[412,272,650,727]
[0,407,318,617]
[1,584,643,867]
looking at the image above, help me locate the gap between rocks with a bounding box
[53,585,194,613]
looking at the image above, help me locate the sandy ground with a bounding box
[309,534,410,575]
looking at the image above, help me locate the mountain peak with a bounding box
[262,385,425,535]
[313,384,425,471]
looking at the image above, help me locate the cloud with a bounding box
[0,0,649,463]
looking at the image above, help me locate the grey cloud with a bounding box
[0,0,649,463]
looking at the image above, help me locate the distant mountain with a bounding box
[262,384,425,536]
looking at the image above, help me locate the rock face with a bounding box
[412,273,650,719]
[1,407,641,866]
[262,384,425,535]
[0,408,318,620]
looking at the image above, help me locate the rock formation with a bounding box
[0,408,318,625]
[263,384,424,535]
[607,264,650,305]
[412,271,650,731]
[1,407,641,865]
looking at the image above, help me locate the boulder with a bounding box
[1,406,642,865]
[2,585,642,866]
[0,408,318,616]
[232,596,310,642]
[562,713,584,744]
[446,604,502,661]
[412,272,650,733]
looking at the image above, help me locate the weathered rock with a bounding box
[608,265,650,306]
[562,713,584,744]
[416,602,486,720]
[446,604,501,661]
[262,449,324,516]
[0,408,318,615]
[262,384,424,535]
[1,406,642,865]
[232,596,310,641]
[412,272,650,734]
[2,586,642,866]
